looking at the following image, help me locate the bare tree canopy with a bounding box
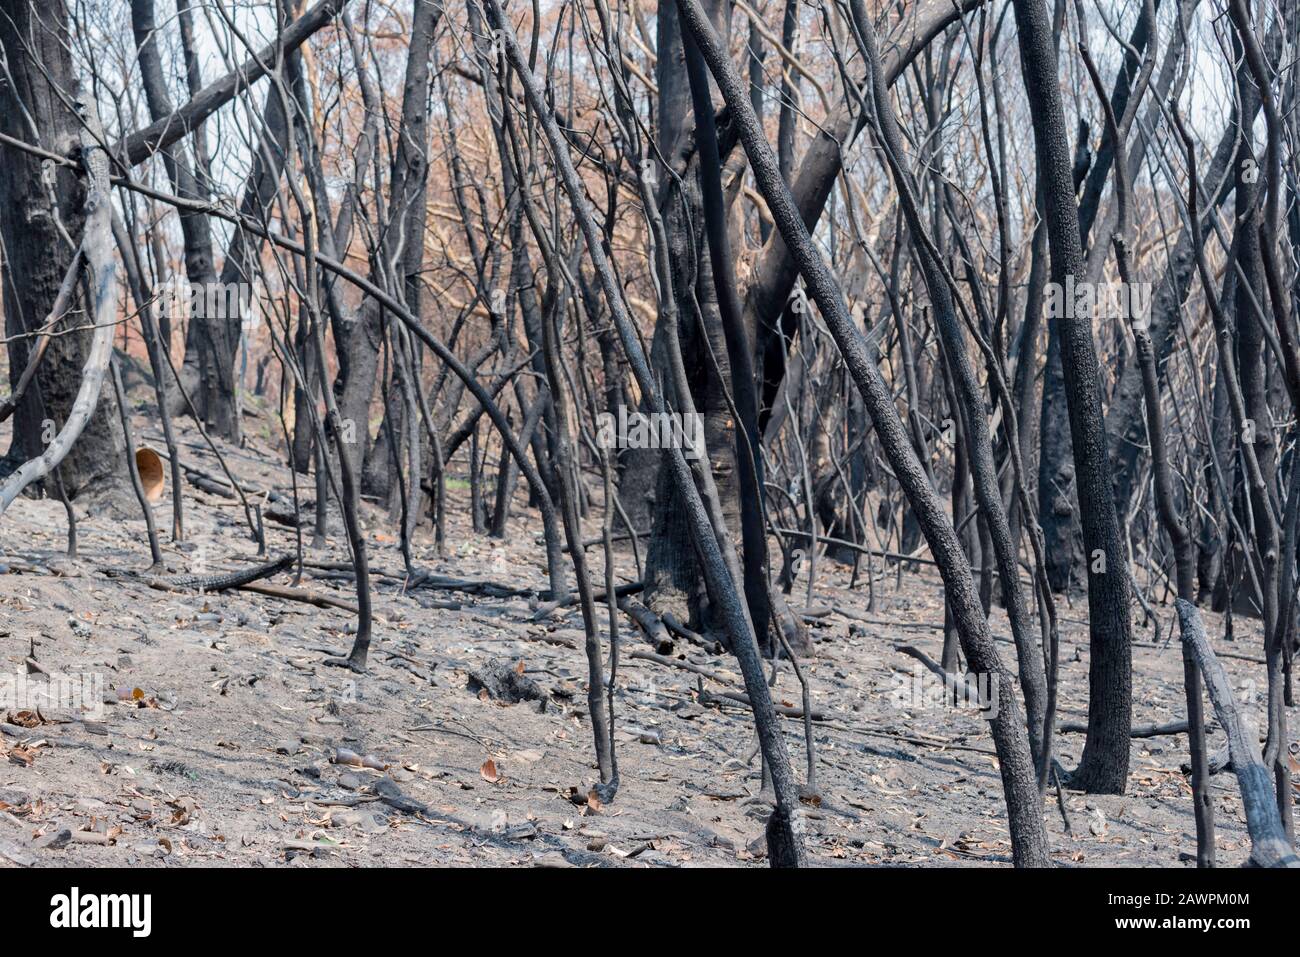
[0,0,1297,891]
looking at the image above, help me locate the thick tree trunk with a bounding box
[638,0,746,636]
[0,0,126,499]
[336,0,441,481]
[131,0,241,443]
[1012,0,1133,794]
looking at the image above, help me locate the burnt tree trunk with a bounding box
[639,0,745,637]
[336,0,441,480]
[131,0,241,443]
[0,0,126,499]
[1012,0,1134,794]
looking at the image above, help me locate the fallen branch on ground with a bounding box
[107,554,291,594]
[236,581,359,613]
[1177,599,1298,868]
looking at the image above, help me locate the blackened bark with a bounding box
[1075,0,1161,251]
[677,0,1050,864]
[776,0,798,183]
[1080,36,1214,860]
[1012,0,1133,794]
[131,0,240,443]
[747,1,989,425]
[336,0,441,479]
[682,26,771,653]
[847,0,1049,769]
[0,0,126,498]
[1106,110,1247,515]
[638,0,747,635]
[1037,119,1092,594]
[482,0,807,863]
[117,0,351,166]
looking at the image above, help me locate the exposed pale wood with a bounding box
[1176,600,1299,868]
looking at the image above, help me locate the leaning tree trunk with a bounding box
[1106,103,1252,518]
[480,0,808,863]
[675,0,1050,865]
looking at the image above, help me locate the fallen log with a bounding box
[619,599,675,654]
[893,643,993,710]
[533,581,644,617]
[662,612,723,654]
[236,581,359,613]
[1177,599,1299,867]
[701,688,826,721]
[627,649,729,684]
[1056,719,1202,739]
[1183,743,1233,777]
[118,554,292,594]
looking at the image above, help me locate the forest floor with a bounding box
[0,404,1286,868]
